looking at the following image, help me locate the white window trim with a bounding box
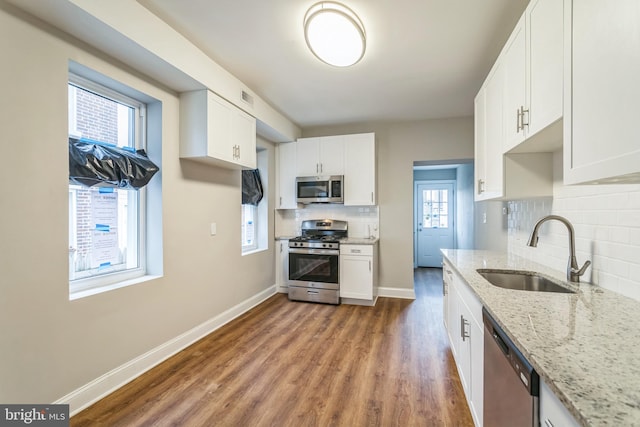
[68,72,149,297]
[242,149,268,255]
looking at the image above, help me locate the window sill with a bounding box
[69,274,162,301]
[242,247,267,256]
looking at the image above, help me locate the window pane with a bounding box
[68,82,141,281]
[241,204,257,250]
[422,188,450,229]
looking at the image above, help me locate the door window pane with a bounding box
[422,189,449,228]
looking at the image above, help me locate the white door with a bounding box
[416,183,455,267]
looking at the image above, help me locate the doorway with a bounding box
[415,181,456,267]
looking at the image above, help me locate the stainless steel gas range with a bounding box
[287,219,347,305]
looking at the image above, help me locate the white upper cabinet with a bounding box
[502,15,527,151]
[564,0,640,184]
[474,0,561,200]
[180,90,256,169]
[475,62,506,201]
[295,137,320,176]
[276,142,298,209]
[344,133,376,206]
[296,136,344,176]
[287,133,376,205]
[503,0,563,153]
[527,0,564,138]
[476,59,554,202]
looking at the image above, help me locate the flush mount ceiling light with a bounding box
[303,1,366,67]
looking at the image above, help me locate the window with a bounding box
[241,204,257,251]
[68,74,147,291]
[422,188,450,228]
[241,149,268,254]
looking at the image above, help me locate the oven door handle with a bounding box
[288,248,339,255]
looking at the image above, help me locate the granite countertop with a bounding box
[441,249,640,426]
[275,235,297,241]
[340,237,378,245]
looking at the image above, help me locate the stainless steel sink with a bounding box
[477,269,575,294]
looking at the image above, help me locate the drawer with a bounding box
[340,245,373,256]
[288,286,339,304]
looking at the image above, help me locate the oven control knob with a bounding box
[322,243,327,248]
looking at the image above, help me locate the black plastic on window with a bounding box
[69,137,159,190]
[242,169,263,205]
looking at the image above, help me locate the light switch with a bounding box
[210,223,217,236]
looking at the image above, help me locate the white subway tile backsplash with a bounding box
[507,183,640,302]
[275,205,379,239]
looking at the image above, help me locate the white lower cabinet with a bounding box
[443,260,483,427]
[275,239,289,292]
[540,380,580,427]
[340,244,378,301]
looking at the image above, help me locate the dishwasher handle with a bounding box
[491,327,510,356]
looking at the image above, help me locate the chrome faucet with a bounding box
[527,215,591,283]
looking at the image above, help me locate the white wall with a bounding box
[474,200,508,251]
[303,118,474,291]
[508,152,640,302]
[0,4,277,406]
[456,163,475,249]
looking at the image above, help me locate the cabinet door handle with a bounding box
[351,249,361,253]
[477,179,485,194]
[316,163,319,174]
[544,419,554,427]
[369,260,372,272]
[320,163,323,173]
[371,192,374,203]
[461,315,470,341]
[517,106,529,133]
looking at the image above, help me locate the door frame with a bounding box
[413,179,457,268]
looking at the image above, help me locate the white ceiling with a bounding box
[139,0,529,129]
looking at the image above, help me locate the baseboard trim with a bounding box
[377,286,416,300]
[55,285,277,416]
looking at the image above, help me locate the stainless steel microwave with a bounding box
[296,175,344,204]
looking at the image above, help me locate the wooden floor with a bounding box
[71,268,473,427]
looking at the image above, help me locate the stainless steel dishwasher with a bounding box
[483,307,539,427]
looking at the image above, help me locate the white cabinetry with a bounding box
[344,133,376,206]
[563,0,640,184]
[526,0,564,139]
[503,0,563,152]
[275,239,289,292]
[475,62,505,201]
[296,136,344,176]
[540,380,581,427]
[340,244,378,301]
[474,0,561,201]
[276,142,298,209]
[502,15,527,151]
[180,90,256,169]
[443,259,483,427]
